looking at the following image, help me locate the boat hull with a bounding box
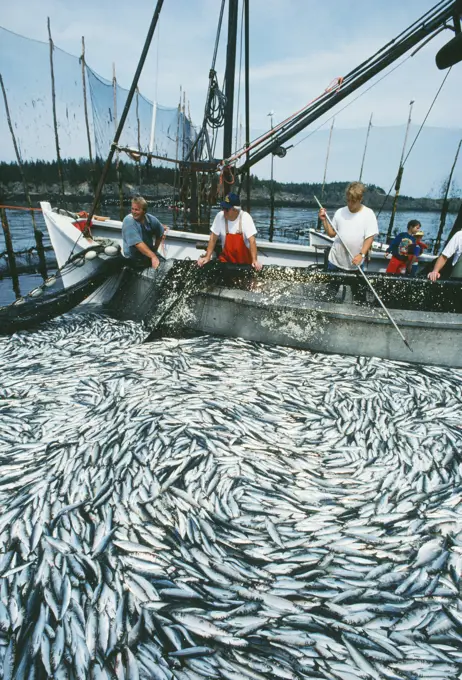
[183,286,462,368]
[41,202,433,272]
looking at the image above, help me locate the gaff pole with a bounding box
[314,196,412,352]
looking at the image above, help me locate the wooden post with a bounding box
[80,37,93,163]
[434,138,462,254]
[244,0,251,212]
[136,87,142,190]
[0,73,47,279]
[172,88,182,226]
[47,18,66,204]
[113,63,124,220]
[1,209,21,298]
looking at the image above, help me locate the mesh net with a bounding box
[0,26,198,165]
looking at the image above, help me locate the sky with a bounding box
[1,0,462,196]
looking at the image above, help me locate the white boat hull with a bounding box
[41,202,433,273]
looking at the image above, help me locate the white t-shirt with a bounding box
[442,230,462,265]
[211,209,257,248]
[328,205,379,271]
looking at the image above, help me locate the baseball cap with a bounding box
[220,193,241,209]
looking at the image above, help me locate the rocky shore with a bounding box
[1,180,460,213]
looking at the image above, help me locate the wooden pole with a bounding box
[80,37,93,163]
[359,112,373,182]
[136,87,142,190]
[386,100,414,243]
[113,63,124,221]
[434,137,462,254]
[244,0,251,211]
[172,88,181,226]
[1,208,21,298]
[84,0,164,233]
[0,73,47,279]
[47,18,65,204]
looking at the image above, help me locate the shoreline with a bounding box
[2,190,459,214]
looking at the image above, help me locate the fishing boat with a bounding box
[42,202,407,272]
[30,203,462,369]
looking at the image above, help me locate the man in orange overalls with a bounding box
[197,193,262,270]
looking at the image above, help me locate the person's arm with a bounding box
[428,254,448,282]
[352,235,374,266]
[248,235,262,271]
[135,241,160,268]
[197,232,219,266]
[318,208,336,238]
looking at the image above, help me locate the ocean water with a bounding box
[0,204,457,306]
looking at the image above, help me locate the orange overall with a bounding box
[218,213,253,264]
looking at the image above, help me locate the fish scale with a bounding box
[0,315,461,679]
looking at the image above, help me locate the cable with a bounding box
[376,66,452,218]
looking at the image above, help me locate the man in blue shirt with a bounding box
[122,196,166,268]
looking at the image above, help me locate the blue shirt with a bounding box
[122,213,164,261]
[386,232,416,262]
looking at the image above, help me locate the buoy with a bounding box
[85,250,98,260]
[13,298,26,306]
[45,276,57,287]
[29,287,44,298]
[104,245,119,257]
[74,257,85,267]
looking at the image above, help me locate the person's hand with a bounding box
[151,255,160,269]
[252,261,262,272]
[385,252,392,259]
[352,253,364,267]
[318,208,327,222]
[197,255,210,267]
[428,270,440,282]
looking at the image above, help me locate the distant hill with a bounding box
[0,159,460,213]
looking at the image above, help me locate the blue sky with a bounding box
[1,0,462,195]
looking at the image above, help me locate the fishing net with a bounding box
[0,26,198,166]
[0,246,123,334]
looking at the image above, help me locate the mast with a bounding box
[244,0,251,210]
[359,112,373,182]
[386,99,414,243]
[223,0,238,192]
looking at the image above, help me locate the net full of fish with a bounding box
[0,312,461,680]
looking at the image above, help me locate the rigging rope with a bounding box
[376,67,453,219]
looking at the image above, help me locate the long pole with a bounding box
[47,18,65,204]
[269,112,275,242]
[85,0,164,232]
[244,0,251,211]
[80,37,93,163]
[359,112,373,182]
[1,208,20,298]
[314,196,412,352]
[434,138,462,254]
[386,100,414,243]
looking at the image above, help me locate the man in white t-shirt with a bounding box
[428,229,462,280]
[197,193,262,270]
[318,182,378,271]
